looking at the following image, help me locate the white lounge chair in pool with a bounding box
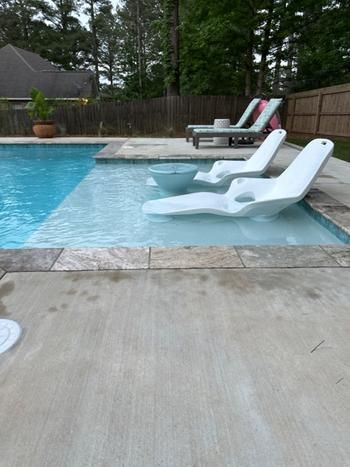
[185,97,261,142]
[192,98,282,148]
[193,129,287,186]
[143,138,334,220]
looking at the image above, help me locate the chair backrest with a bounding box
[275,139,334,198]
[235,98,261,127]
[249,98,283,132]
[245,129,287,172]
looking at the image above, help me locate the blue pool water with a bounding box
[0,145,344,247]
[0,145,104,247]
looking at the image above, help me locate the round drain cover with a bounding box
[0,319,21,354]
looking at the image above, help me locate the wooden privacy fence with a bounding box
[285,83,350,138]
[0,95,251,137]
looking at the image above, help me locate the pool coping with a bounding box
[1,142,350,272]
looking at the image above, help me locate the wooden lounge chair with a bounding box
[185,97,260,142]
[192,98,283,149]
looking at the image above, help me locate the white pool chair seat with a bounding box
[142,139,334,219]
[193,129,286,186]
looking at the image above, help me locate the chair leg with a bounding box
[229,137,232,147]
[185,130,189,142]
[192,136,195,146]
[195,136,199,149]
[234,137,239,148]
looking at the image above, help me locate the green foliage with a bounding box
[179,0,247,95]
[115,0,164,99]
[26,88,55,121]
[1,0,350,98]
[41,0,89,70]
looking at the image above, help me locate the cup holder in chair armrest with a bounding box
[235,192,256,203]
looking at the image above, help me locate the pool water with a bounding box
[0,145,344,248]
[0,145,104,247]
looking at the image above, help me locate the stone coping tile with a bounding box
[51,247,149,271]
[236,246,339,268]
[0,248,62,272]
[94,141,127,159]
[0,245,348,272]
[150,246,243,269]
[321,245,350,267]
[305,188,344,207]
[304,189,350,238]
[312,205,350,236]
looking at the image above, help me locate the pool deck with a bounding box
[1,137,350,466]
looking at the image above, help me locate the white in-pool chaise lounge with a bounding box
[192,98,283,148]
[193,129,287,186]
[185,97,261,142]
[147,129,286,189]
[143,138,334,220]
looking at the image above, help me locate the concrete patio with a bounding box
[0,268,350,466]
[0,137,350,466]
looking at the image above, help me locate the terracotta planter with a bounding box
[32,120,56,138]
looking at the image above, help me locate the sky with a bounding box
[80,0,121,24]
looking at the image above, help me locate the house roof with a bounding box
[0,44,97,99]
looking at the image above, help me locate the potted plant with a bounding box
[26,88,56,138]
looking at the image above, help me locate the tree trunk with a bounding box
[136,0,143,98]
[256,0,274,94]
[244,37,254,96]
[243,1,256,96]
[272,45,282,93]
[166,0,180,96]
[88,0,100,91]
[284,35,295,93]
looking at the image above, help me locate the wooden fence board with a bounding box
[0,96,253,137]
[285,83,350,138]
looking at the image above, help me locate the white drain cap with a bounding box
[0,319,21,354]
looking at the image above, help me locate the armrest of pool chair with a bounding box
[193,129,264,149]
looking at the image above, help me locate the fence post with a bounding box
[289,97,296,133]
[314,90,323,135]
[166,96,172,135]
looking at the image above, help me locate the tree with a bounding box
[95,3,120,91]
[162,0,180,96]
[42,0,89,69]
[83,0,112,89]
[256,0,275,95]
[0,0,51,51]
[293,0,350,91]
[116,0,164,99]
[179,0,251,95]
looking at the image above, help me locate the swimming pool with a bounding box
[0,145,345,247]
[0,144,104,247]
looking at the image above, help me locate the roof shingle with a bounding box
[0,44,97,98]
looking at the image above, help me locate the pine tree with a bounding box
[42,0,89,69]
[116,0,164,99]
[95,3,120,92]
[83,0,112,89]
[0,0,50,50]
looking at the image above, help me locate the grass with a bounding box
[288,137,350,163]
